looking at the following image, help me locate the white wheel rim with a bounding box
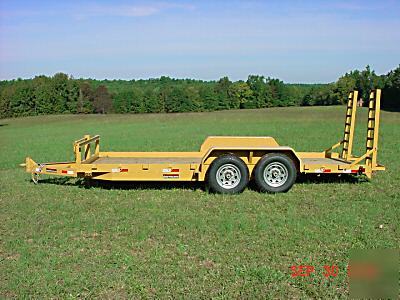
[216,164,241,189]
[263,162,288,187]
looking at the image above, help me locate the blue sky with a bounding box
[0,0,399,82]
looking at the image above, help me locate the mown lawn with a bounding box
[0,106,399,298]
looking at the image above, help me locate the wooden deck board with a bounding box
[302,157,350,165]
[91,157,202,164]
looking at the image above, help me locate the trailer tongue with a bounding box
[22,89,385,194]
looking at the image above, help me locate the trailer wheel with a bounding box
[254,153,297,193]
[207,154,249,194]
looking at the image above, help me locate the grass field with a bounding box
[0,106,399,298]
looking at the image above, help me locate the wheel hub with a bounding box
[216,164,241,189]
[264,162,288,187]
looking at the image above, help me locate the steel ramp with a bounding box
[341,91,358,160]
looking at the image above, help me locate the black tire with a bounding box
[254,153,297,193]
[207,154,249,194]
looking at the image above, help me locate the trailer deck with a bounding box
[302,158,349,165]
[91,156,203,165]
[22,89,385,193]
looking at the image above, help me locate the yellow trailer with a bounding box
[22,90,385,194]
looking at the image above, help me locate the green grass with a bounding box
[0,106,399,298]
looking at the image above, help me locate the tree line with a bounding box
[0,65,399,118]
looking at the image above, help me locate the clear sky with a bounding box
[0,0,399,82]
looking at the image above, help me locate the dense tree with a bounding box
[1,66,399,119]
[113,90,133,113]
[143,88,160,113]
[215,77,232,110]
[9,81,35,116]
[199,85,217,111]
[382,65,400,111]
[93,85,113,114]
[0,84,12,118]
[185,86,202,111]
[267,78,289,107]
[246,75,269,108]
[229,81,253,109]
